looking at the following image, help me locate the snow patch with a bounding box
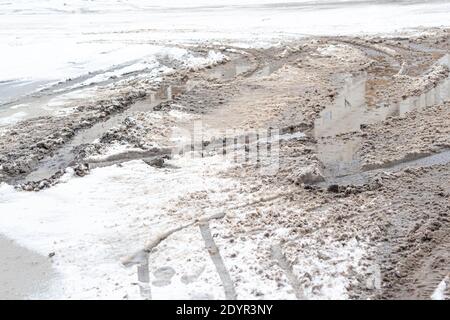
[0,111,27,127]
[317,44,366,63]
[0,155,238,299]
[431,275,448,300]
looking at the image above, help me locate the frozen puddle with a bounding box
[315,54,450,179]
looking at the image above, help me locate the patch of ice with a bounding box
[317,44,366,63]
[70,59,161,88]
[46,87,98,108]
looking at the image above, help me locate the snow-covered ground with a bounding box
[1,0,449,104]
[0,152,374,299]
[0,47,227,124]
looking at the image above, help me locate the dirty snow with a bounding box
[0,155,238,299]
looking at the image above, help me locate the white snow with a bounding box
[208,223,299,299]
[431,275,448,300]
[0,111,27,127]
[1,147,362,299]
[85,143,145,162]
[46,88,98,108]
[0,128,9,137]
[145,225,226,300]
[317,44,367,63]
[69,61,160,88]
[0,43,226,95]
[1,0,448,98]
[0,155,238,299]
[1,0,449,300]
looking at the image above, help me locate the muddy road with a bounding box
[0,28,449,299]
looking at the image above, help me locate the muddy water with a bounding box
[22,84,184,183]
[0,235,58,299]
[0,79,53,108]
[321,149,450,186]
[316,54,450,179]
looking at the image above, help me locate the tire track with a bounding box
[271,242,306,300]
[199,221,237,300]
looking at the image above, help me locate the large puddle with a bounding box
[315,54,450,179]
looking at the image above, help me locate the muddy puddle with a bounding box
[315,54,450,179]
[22,84,185,183]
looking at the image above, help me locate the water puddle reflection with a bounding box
[315,54,450,178]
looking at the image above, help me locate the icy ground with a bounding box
[0,156,239,299]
